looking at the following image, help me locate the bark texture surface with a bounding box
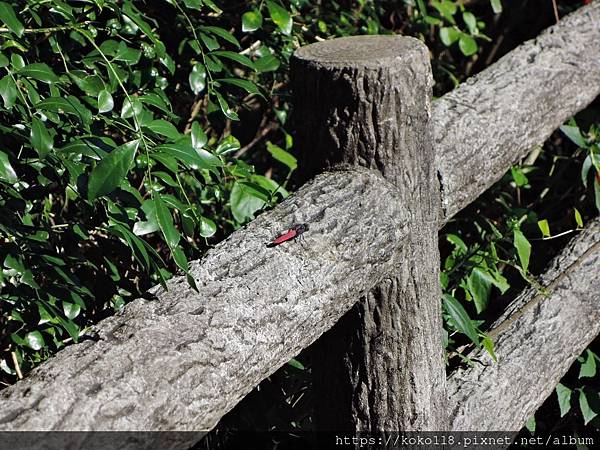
[449,218,600,432]
[433,2,600,220]
[0,169,408,435]
[293,35,446,431]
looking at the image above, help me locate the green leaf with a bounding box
[556,384,572,417]
[189,64,207,95]
[191,122,208,150]
[462,12,477,34]
[30,117,54,158]
[171,246,188,272]
[199,32,219,51]
[230,181,266,223]
[579,390,598,425]
[440,27,459,46]
[201,0,222,14]
[446,233,468,254]
[200,26,240,47]
[579,349,597,378]
[254,54,280,72]
[582,155,592,187]
[266,141,297,171]
[467,268,492,314]
[442,294,479,346]
[287,358,305,370]
[0,149,17,183]
[210,51,256,70]
[217,78,261,95]
[458,34,478,56]
[574,208,583,228]
[155,142,223,171]
[0,75,17,108]
[511,166,528,187]
[513,229,531,272]
[120,97,142,119]
[199,216,217,238]
[62,302,81,320]
[98,89,114,113]
[183,0,201,10]
[481,334,497,362]
[431,0,457,23]
[19,63,60,84]
[242,10,263,32]
[122,1,165,57]
[216,93,239,121]
[36,95,92,126]
[146,120,180,141]
[266,1,292,35]
[88,140,139,200]
[560,124,587,148]
[215,135,240,155]
[525,416,536,434]
[490,0,503,14]
[537,219,550,238]
[25,331,45,351]
[0,2,24,37]
[154,195,180,249]
[133,199,159,236]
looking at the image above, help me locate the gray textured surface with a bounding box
[433,2,600,220]
[0,169,408,433]
[449,218,600,432]
[293,35,447,431]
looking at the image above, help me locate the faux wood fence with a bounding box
[1,3,599,449]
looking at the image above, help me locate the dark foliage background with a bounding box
[0,0,598,448]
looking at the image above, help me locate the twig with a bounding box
[185,97,205,133]
[235,119,278,158]
[11,351,23,380]
[240,40,262,56]
[551,0,560,23]
[0,22,92,34]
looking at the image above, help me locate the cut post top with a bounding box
[292,35,428,69]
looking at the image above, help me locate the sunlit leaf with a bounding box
[579,390,598,425]
[556,383,572,417]
[579,349,597,378]
[30,117,54,158]
[191,122,208,150]
[0,2,24,37]
[25,331,44,351]
[442,294,479,346]
[0,149,17,183]
[266,1,292,35]
[266,141,297,171]
[242,10,263,32]
[154,195,180,249]
[459,34,478,56]
[189,64,207,95]
[513,229,531,272]
[560,124,587,148]
[98,89,114,113]
[537,219,550,238]
[88,140,139,200]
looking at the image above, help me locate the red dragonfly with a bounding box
[267,223,309,247]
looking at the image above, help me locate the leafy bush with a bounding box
[0,0,304,384]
